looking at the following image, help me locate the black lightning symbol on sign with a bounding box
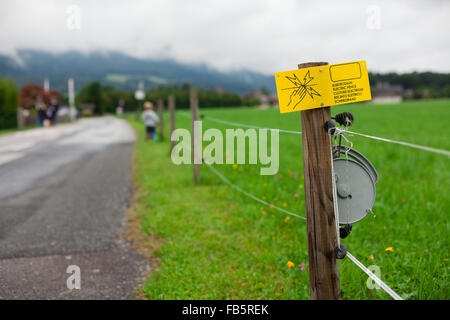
[282,70,321,109]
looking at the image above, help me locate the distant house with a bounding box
[403,88,414,99]
[371,83,403,104]
[243,91,271,107]
[211,86,226,94]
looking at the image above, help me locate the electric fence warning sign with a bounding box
[274,61,372,113]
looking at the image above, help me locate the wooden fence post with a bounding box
[17,107,24,129]
[157,98,164,141]
[299,62,340,300]
[190,87,200,184]
[168,95,176,152]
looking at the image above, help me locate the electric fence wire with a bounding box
[178,112,408,300]
[203,159,403,300]
[199,114,450,157]
[346,252,404,300]
[180,139,306,220]
[346,129,450,157]
[204,161,306,220]
[178,112,301,135]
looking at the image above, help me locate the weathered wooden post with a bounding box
[168,95,176,152]
[299,62,340,300]
[275,59,372,300]
[190,87,200,184]
[157,98,164,141]
[17,107,25,129]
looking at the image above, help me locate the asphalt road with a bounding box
[0,117,151,299]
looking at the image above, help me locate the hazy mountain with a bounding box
[0,49,276,95]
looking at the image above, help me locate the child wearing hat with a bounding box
[141,101,159,141]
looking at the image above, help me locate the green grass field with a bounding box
[126,99,449,300]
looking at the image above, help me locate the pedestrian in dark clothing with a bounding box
[36,96,46,127]
[48,98,59,126]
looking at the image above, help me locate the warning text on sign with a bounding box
[274,61,372,113]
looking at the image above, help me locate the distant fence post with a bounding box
[299,61,340,300]
[157,98,164,141]
[17,107,24,129]
[190,87,200,184]
[168,95,176,153]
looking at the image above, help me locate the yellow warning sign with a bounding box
[274,61,372,113]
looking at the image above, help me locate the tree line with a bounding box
[76,72,450,114]
[0,77,19,129]
[146,83,245,109]
[75,82,249,115]
[75,82,135,115]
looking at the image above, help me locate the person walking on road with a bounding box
[47,98,60,126]
[141,101,159,141]
[35,96,46,127]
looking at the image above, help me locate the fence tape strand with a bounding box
[180,112,410,299]
[207,162,403,299]
[346,251,404,300]
[346,130,450,156]
[199,114,450,157]
[204,162,306,220]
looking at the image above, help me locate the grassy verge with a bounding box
[126,99,449,300]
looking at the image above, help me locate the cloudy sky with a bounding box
[1,0,449,74]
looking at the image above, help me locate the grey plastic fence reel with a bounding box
[333,146,378,225]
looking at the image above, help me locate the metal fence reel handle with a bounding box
[333,145,378,184]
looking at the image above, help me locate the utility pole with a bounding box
[17,107,24,129]
[168,95,176,153]
[135,81,145,120]
[190,87,200,184]
[68,78,76,121]
[157,98,164,141]
[44,78,50,93]
[299,62,340,300]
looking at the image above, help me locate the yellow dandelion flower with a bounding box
[282,202,287,207]
[233,164,238,169]
[299,184,304,189]
[385,247,394,252]
[285,216,290,223]
[261,210,267,215]
[287,261,295,270]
